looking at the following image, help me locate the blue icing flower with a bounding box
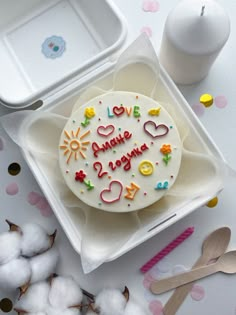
[41,35,66,59]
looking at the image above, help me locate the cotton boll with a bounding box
[0,232,21,265]
[95,288,127,315]
[46,306,80,315]
[29,247,59,283]
[0,258,31,290]
[124,300,148,315]
[21,223,56,257]
[49,276,83,309]
[15,281,50,313]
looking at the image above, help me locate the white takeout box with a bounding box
[0,0,226,261]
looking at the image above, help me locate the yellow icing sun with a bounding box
[60,128,90,164]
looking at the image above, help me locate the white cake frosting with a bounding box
[58,92,182,212]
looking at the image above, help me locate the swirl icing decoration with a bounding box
[58,92,182,212]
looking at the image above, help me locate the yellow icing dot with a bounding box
[138,160,154,176]
[84,107,95,119]
[206,196,218,208]
[200,94,214,107]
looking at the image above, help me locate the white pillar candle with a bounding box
[159,0,230,85]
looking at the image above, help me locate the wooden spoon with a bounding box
[163,227,231,315]
[151,250,236,294]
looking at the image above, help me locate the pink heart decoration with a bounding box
[100,180,123,204]
[142,0,160,12]
[144,121,169,138]
[97,124,115,137]
[113,106,125,116]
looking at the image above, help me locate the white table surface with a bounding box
[1,1,236,314]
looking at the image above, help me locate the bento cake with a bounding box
[58,92,182,212]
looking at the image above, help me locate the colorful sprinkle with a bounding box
[99,100,102,104]
[72,120,76,123]
[200,93,214,107]
[215,95,228,108]
[132,173,135,177]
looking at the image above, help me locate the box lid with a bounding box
[0,0,128,108]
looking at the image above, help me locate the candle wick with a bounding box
[201,5,205,16]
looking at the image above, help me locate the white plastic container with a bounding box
[0,0,227,262]
[0,0,127,108]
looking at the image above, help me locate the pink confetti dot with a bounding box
[143,272,155,288]
[215,95,228,108]
[190,284,205,301]
[36,197,50,211]
[27,191,53,217]
[39,204,53,217]
[149,300,163,315]
[6,182,19,195]
[140,26,153,37]
[27,191,41,205]
[192,103,205,117]
[142,0,160,12]
[0,137,4,150]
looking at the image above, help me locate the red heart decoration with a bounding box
[100,180,123,204]
[113,106,125,116]
[97,124,115,137]
[144,121,169,138]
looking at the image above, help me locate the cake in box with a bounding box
[59,91,182,212]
